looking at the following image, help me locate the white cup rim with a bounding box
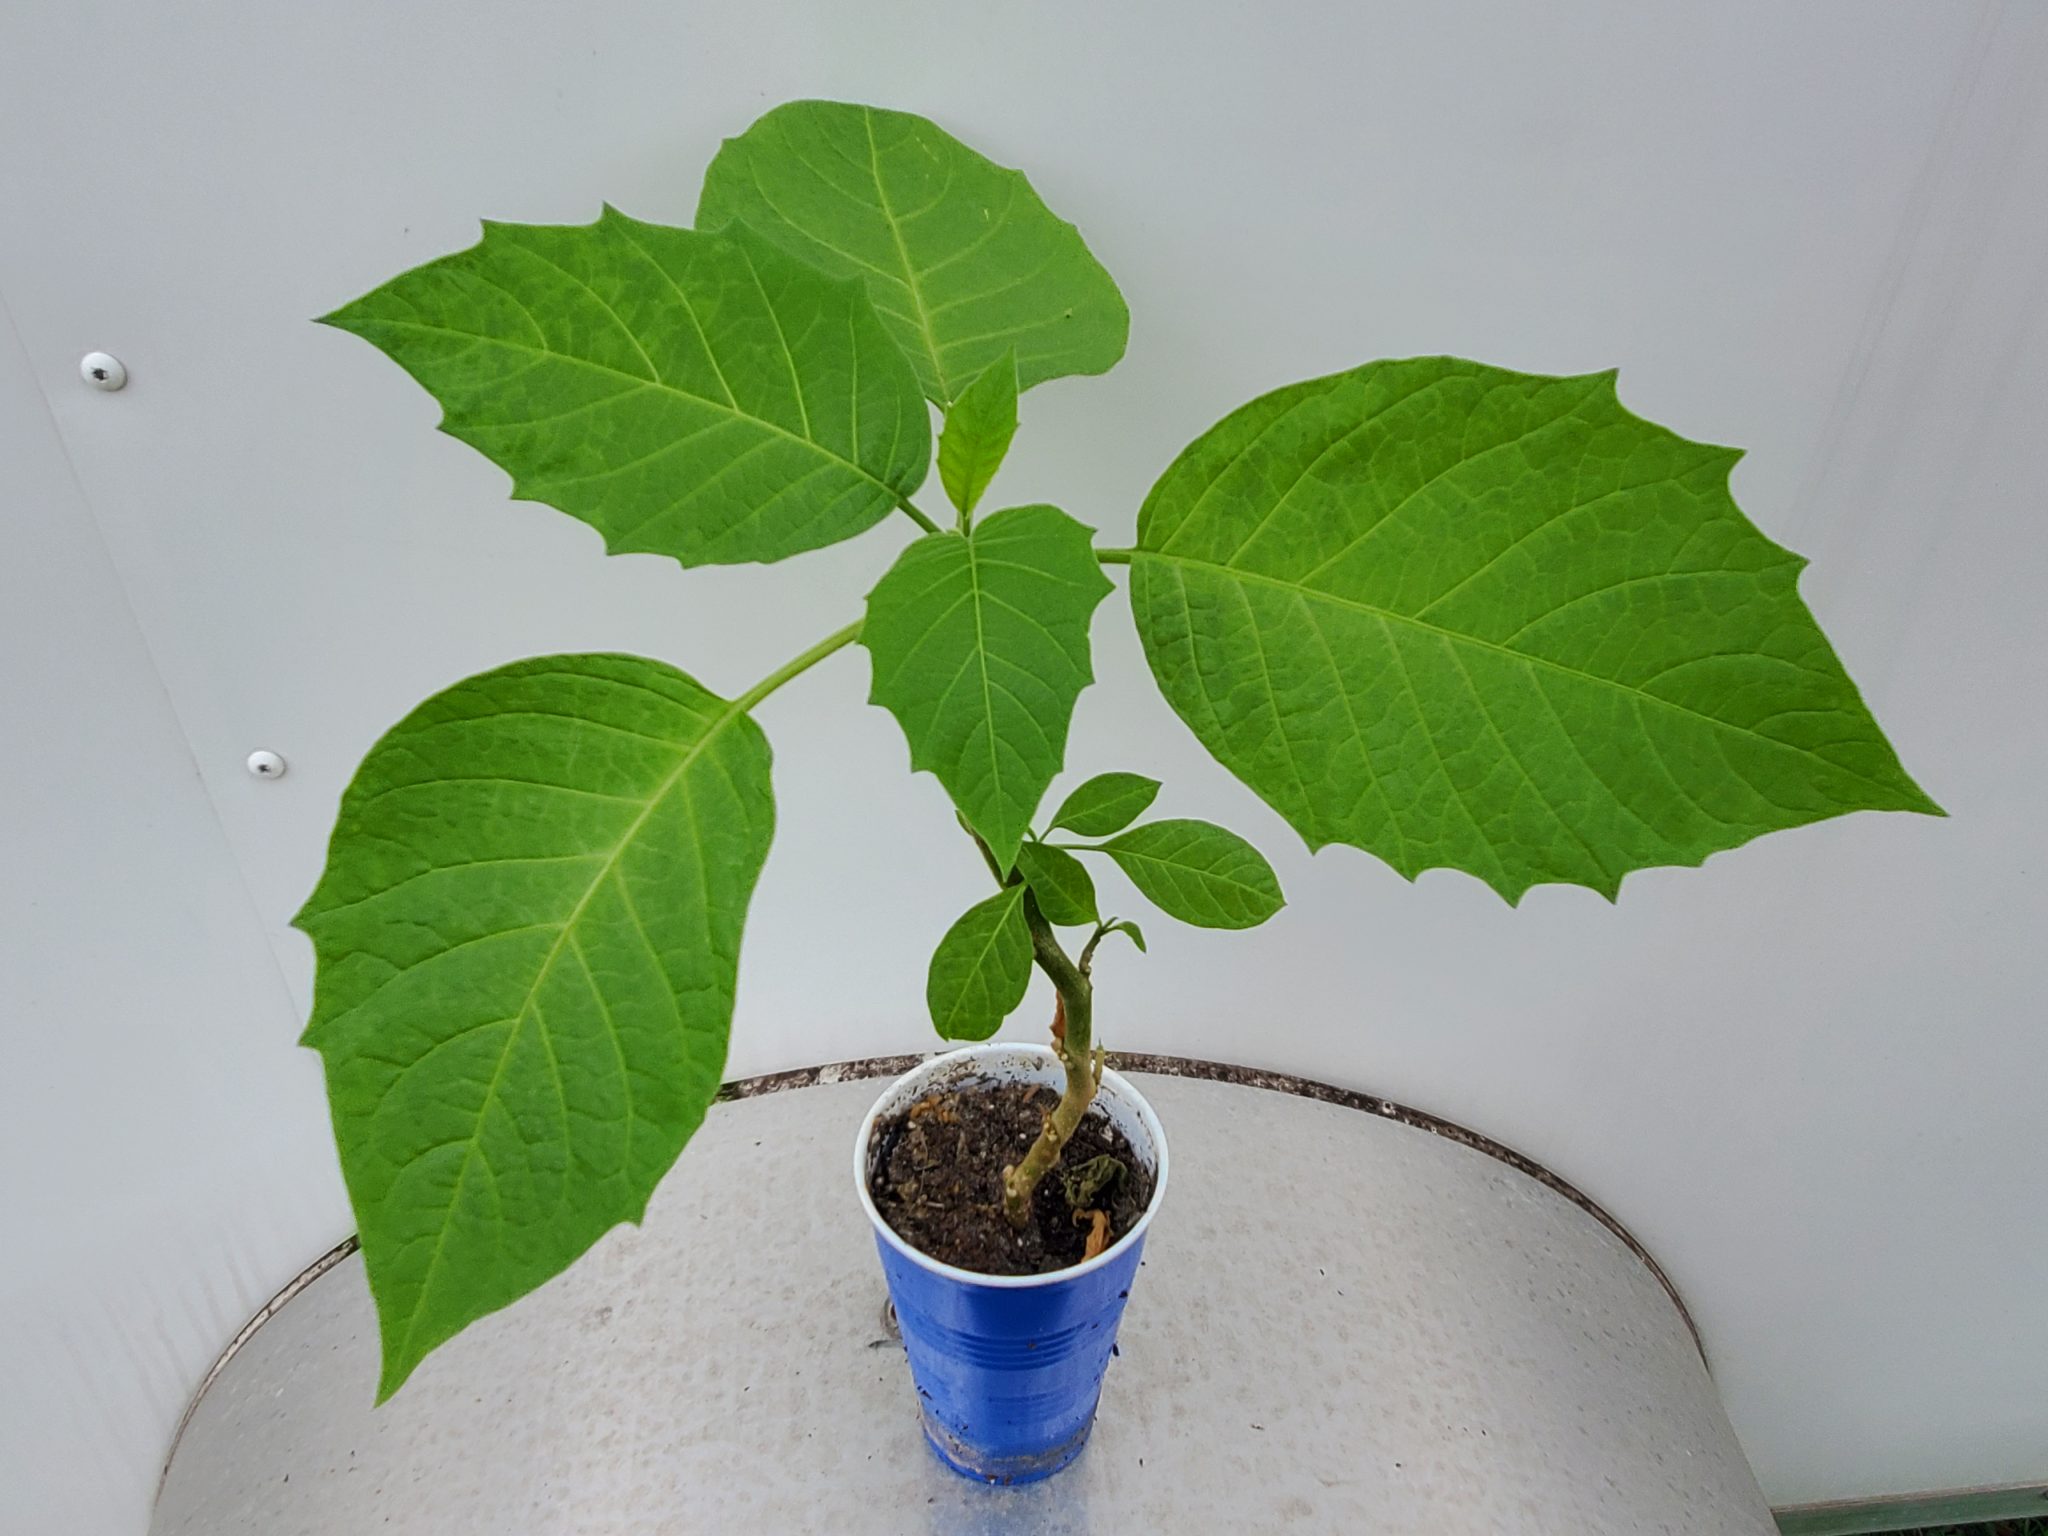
[851,1042,1171,1290]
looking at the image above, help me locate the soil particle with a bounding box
[868,1082,1153,1275]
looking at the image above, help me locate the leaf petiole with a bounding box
[731,618,865,715]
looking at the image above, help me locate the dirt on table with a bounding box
[867,1081,1154,1276]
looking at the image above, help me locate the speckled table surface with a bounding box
[152,1069,1774,1534]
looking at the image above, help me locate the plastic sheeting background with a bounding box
[4,3,2044,1530]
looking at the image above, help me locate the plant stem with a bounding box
[1094,547,1134,565]
[732,493,948,714]
[1077,920,1111,974]
[731,618,863,715]
[1001,888,1099,1227]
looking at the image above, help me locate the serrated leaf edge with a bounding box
[318,208,927,568]
[1132,361,1943,904]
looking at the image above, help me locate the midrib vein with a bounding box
[862,108,948,400]
[1134,549,1898,792]
[394,697,747,1359]
[354,318,905,505]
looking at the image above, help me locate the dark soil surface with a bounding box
[868,1082,1154,1276]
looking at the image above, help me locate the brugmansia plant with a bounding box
[301,100,1939,1400]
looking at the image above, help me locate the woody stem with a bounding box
[1001,889,1097,1226]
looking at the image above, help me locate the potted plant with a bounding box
[298,100,1939,1483]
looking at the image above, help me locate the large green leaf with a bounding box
[295,654,774,1398]
[1128,358,1942,903]
[321,211,929,566]
[698,100,1129,405]
[1097,819,1285,930]
[926,887,1032,1041]
[862,503,1114,870]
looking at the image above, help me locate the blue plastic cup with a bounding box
[854,1044,1170,1485]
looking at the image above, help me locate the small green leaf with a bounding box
[1016,842,1098,926]
[938,350,1020,519]
[927,887,1032,1040]
[1100,820,1284,930]
[862,504,1114,870]
[1102,918,1147,954]
[1130,357,1941,902]
[321,211,929,567]
[1050,772,1162,837]
[699,101,1129,405]
[295,654,774,1399]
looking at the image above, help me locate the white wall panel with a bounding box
[2,1,2043,1524]
[0,305,350,1535]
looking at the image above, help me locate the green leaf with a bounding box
[321,210,929,567]
[698,100,1129,405]
[1098,820,1285,930]
[862,503,1114,870]
[1049,772,1162,837]
[938,350,1020,518]
[926,887,1032,1040]
[1015,841,1098,926]
[1101,918,1147,954]
[1129,358,1942,904]
[295,654,774,1399]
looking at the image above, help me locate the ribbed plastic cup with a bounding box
[854,1044,1169,1484]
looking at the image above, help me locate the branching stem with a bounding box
[751,602,1124,1230]
[954,825,1102,1226]
[1077,920,1112,975]
[1001,888,1098,1227]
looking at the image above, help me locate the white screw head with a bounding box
[246,750,287,780]
[80,352,127,391]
